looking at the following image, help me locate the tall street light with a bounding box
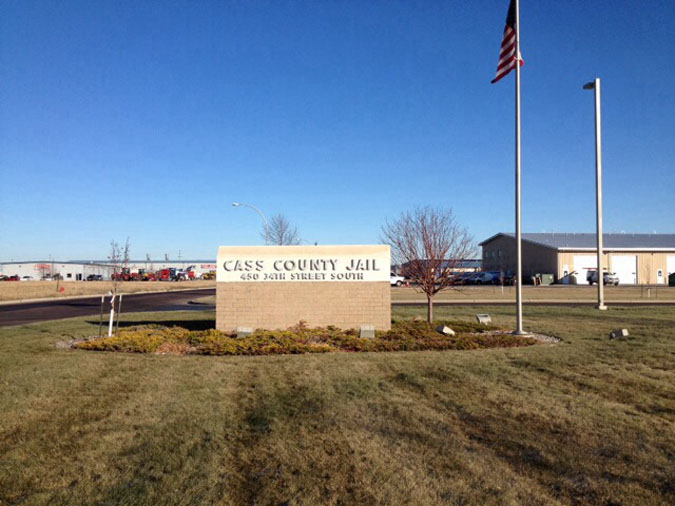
[583,78,607,310]
[232,202,269,245]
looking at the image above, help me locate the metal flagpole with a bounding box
[513,0,526,334]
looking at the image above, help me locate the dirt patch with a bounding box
[486,330,561,344]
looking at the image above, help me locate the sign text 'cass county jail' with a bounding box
[216,245,390,282]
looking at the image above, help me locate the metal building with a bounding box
[0,260,217,281]
[480,233,675,285]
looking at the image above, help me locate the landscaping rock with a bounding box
[236,327,253,338]
[609,328,629,339]
[476,314,492,325]
[436,325,456,336]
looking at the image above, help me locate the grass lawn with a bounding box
[1,306,674,505]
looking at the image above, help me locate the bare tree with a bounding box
[264,214,302,245]
[36,263,51,280]
[382,206,474,323]
[108,238,131,295]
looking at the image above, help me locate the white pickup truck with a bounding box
[390,272,406,287]
[586,270,619,286]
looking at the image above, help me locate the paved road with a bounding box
[3,289,673,327]
[0,289,216,327]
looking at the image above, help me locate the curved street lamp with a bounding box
[583,78,607,311]
[232,202,269,245]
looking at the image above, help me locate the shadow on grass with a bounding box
[84,319,216,331]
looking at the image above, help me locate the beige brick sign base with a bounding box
[216,245,391,331]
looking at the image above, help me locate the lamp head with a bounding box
[583,82,596,90]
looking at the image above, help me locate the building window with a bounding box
[67,273,72,279]
[498,250,502,257]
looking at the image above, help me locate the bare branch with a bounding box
[381,206,474,322]
[264,214,302,246]
[108,237,131,294]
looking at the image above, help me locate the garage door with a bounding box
[573,255,597,285]
[668,255,675,276]
[612,255,637,284]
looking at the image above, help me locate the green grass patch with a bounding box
[74,319,536,355]
[1,306,674,505]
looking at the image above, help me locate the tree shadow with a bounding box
[84,319,215,331]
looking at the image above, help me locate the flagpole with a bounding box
[514,0,526,334]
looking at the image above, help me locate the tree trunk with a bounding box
[427,294,434,323]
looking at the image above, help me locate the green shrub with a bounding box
[75,319,537,356]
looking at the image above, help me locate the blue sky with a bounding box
[1,0,673,261]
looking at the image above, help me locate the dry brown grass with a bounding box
[0,280,215,302]
[0,306,673,505]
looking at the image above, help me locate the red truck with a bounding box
[156,268,176,281]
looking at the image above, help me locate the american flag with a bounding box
[491,0,524,84]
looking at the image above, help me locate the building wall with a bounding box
[481,235,558,276]
[0,263,109,280]
[636,252,670,284]
[557,252,610,283]
[216,281,391,331]
[558,251,672,284]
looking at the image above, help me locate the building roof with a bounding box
[480,233,675,251]
[0,259,216,265]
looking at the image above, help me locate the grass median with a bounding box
[0,306,673,505]
[391,284,675,302]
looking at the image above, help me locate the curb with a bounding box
[392,299,675,305]
[0,287,215,306]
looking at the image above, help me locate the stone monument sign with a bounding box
[216,245,391,331]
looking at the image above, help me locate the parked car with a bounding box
[21,276,34,281]
[473,271,503,285]
[451,272,474,285]
[390,272,406,287]
[459,272,482,285]
[586,270,619,286]
[86,274,103,281]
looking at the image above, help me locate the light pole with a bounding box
[583,78,607,310]
[232,202,270,245]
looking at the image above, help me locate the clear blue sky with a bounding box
[1,0,673,261]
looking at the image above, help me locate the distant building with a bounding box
[0,260,217,281]
[480,233,675,285]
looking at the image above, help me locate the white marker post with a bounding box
[108,292,115,337]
